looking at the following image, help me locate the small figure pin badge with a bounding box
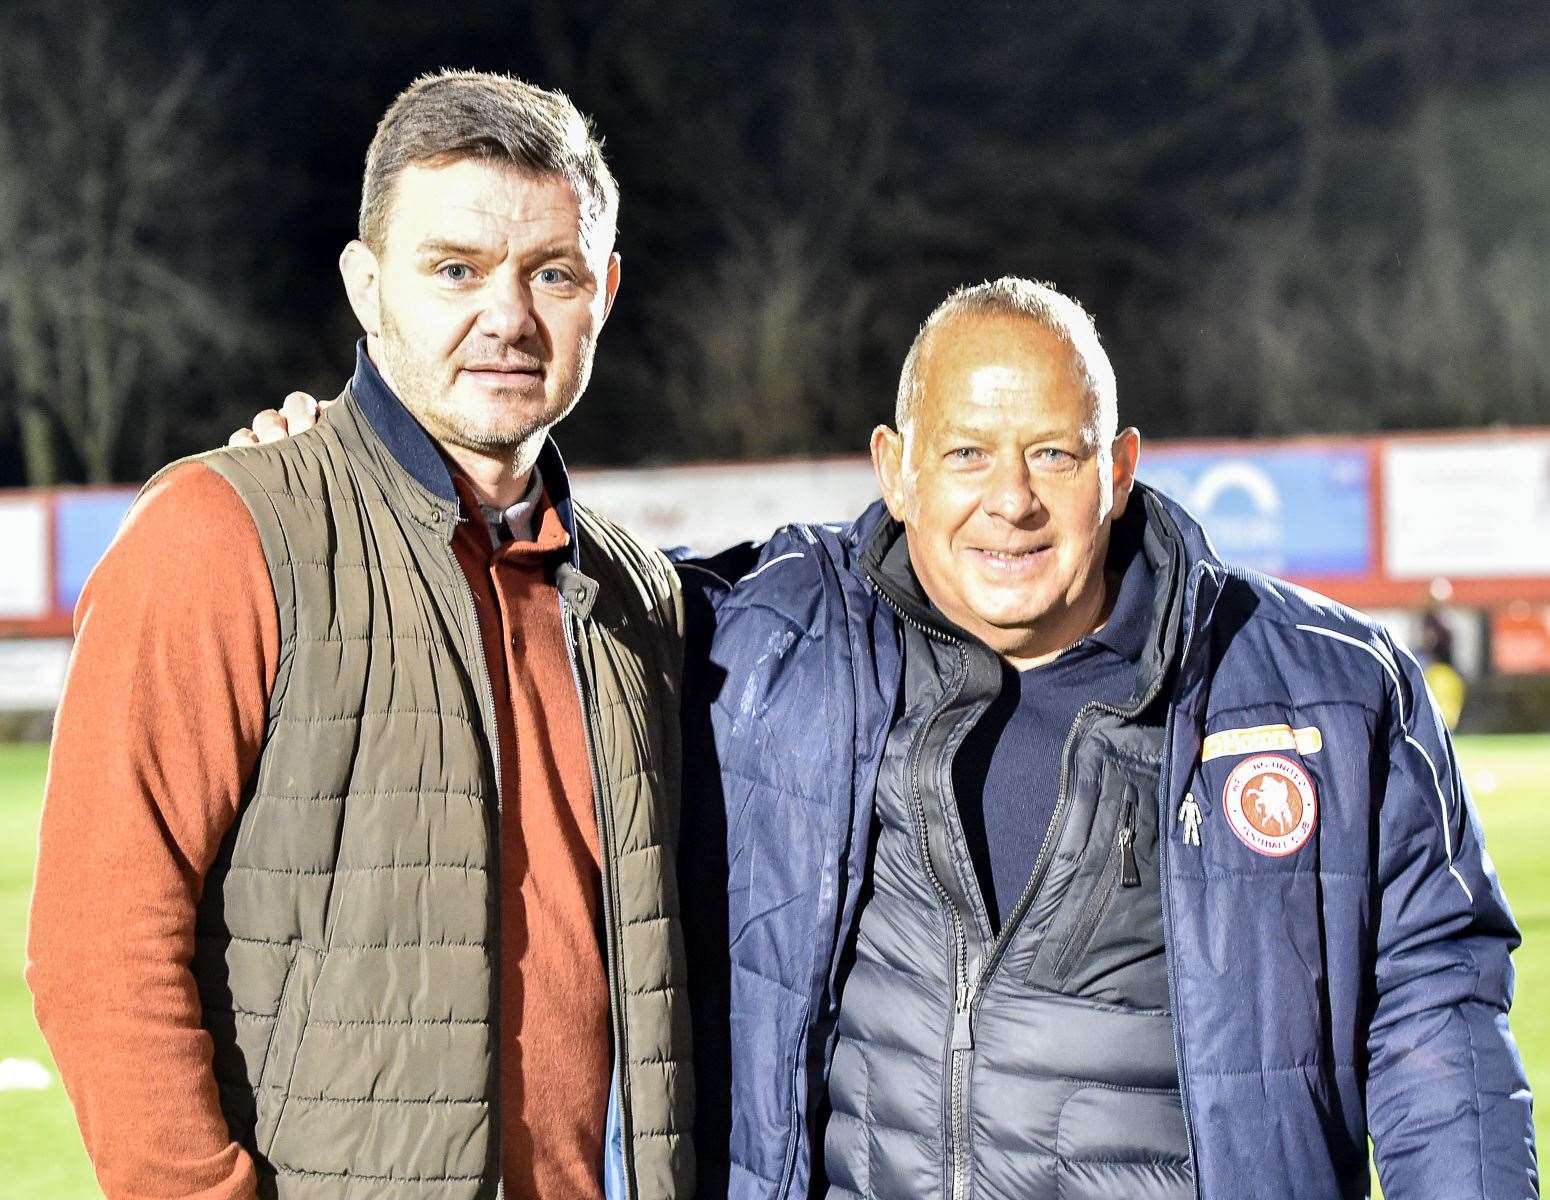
[1179,792,1203,847]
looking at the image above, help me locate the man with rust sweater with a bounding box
[27,72,693,1200]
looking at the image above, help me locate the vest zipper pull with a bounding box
[1115,798,1139,887]
[952,1003,974,1051]
[951,975,978,1051]
[1119,829,1140,888]
[1179,792,1204,847]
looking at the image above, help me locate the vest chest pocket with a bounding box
[1026,759,1169,1010]
[1046,794,1138,983]
[253,940,325,1161]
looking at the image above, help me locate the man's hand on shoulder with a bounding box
[228,391,331,446]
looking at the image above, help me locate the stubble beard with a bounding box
[377,317,585,456]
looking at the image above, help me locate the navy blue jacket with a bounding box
[679,487,1537,1200]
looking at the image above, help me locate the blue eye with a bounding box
[536,266,574,286]
[438,263,473,284]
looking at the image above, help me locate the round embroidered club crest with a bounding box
[1222,753,1318,857]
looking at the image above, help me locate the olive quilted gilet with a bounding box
[179,393,693,1199]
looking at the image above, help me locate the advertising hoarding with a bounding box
[54,491,135,614]
[579,458,880,553]
[0,497,50,620]
[0,638,72,712]
[1492,603,1550,675]
[5,429,1550,675]
[1138,446,1373,578]
[1383,440,1550,579]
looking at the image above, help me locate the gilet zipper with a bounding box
[872,587,979,1200]
[560,585,635,1200]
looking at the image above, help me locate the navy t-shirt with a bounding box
[951,539,1155,931]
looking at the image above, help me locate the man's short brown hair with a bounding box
[358,70,619,252]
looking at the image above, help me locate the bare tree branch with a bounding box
[0,1,261,483]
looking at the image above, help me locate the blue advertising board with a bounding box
[54,491,136,615]
[1138,447,1372,578]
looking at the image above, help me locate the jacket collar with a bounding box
[348,339,581,567]
[856,482,1197,711]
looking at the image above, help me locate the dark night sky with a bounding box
[3,0,1549,483]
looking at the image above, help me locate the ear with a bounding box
[1108,427,1141,518]
[599,252,622,326]
[340,240,382,336]
[870,424,908,521]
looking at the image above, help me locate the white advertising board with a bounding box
[1383,440,1550,579]
[0,497,49,619]
[0,638,71,711]
[576,457,880,554]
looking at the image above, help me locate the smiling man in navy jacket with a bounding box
[678,277,1536,1200]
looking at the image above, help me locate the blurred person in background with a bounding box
[27,71,693,1200]
[1421,608,1468,730]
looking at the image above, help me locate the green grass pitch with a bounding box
[1,738,1544,1195]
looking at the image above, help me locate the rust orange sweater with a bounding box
[448,472,608,1199]
[27,461,608,1199]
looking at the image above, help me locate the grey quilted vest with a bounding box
[822,521,1193,1200]
[176,392,693,1199]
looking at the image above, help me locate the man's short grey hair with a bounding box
[895,277,1118,446]
[359,70,619,252]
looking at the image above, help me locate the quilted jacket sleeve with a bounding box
[672,535,837,1197]
[1365,635,1538,1199]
